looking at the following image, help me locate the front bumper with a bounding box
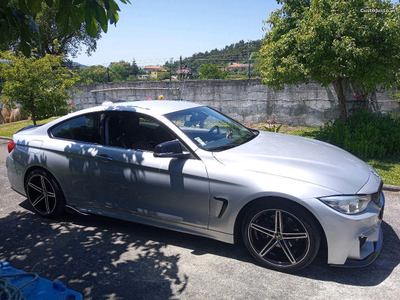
[331,227,383,267]
[303,190,385,266]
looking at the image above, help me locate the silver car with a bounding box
[6,100,384,272]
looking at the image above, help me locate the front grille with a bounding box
[371,182,383,205]
[359,236,367,248]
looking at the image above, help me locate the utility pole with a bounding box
[169,58,173,84]
[179,56,182,81]
[248,40,251,80]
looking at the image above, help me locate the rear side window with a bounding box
[50,114,101,144]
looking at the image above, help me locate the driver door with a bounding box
[89,112,211,228]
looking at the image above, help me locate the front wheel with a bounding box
[242,201,321,272]
[26,169,66,218]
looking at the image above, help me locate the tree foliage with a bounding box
[0,0,130,56]
[0,51,79,124]
[1,3,101,58]
[75,60,140,84]
[259,0,400,121]
[34,4,100,57]
[198,64,227,79]
[75,65,111,84]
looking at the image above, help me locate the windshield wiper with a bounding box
[243,133,257,143]
[207,144,238,151]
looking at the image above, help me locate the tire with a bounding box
[25,169,66,218]
[242,200,321,272]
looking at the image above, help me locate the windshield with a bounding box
[164,106,257,151]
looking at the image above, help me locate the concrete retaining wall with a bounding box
[71,79,399,126]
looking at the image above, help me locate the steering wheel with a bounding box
[208,125,220,135]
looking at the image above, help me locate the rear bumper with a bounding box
[6,154,26,196]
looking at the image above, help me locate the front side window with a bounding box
[164,107,257,151]
[106,113,174,151]
[50,114,101,144]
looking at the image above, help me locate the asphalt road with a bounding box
[0,139,399,300]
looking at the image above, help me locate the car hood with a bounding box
[212,131,371,194]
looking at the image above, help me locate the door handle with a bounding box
[95,154,113,162]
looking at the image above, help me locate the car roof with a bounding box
[33,100,202,130]
[13,100,203,138]
[98,100,201,115]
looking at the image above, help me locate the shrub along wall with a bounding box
[313,110,400,159]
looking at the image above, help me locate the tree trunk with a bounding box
[335,77,348,122]
[0,111,4,124]
[30,97,36,125]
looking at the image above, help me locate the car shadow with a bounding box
[1,202,189,300]
[6,200,399,292]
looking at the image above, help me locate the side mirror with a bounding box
[153,140,190,158]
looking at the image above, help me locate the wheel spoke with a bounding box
[282,232,308,240]
[32,194,45,207]
[279,240,297,264]
[40,176,47,193]
[44,196,50,213]
[259,239,278,257]
[46,191,56,198]
[250,223,275,238]
[275,210,283,234]
[28,182,43,193]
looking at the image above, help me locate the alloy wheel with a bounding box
[248,209,310,267]
[27,174,57,215]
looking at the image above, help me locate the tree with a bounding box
[0,0,130,56]
[259,0,400,122]
[0,51,79,125]
[109,60,131,81]
[75,61,140,84]
[1,3,101,58]
[131,59,139,76]
[199,64,227,79]
[75,65,111,84]
[34,4,101,58]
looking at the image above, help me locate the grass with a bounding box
[365,158,400,187]
[2,118,399,186]
[243,123,320,136]
[0,117,57,138]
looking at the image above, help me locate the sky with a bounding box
[74,0,281,67]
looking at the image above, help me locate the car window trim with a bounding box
[103,111,200,160]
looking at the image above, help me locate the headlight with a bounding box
[318,195,371,214]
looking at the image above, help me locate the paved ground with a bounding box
[0,139,399,300]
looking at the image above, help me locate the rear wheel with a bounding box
[243,201,321,272]
[26,169,66,218]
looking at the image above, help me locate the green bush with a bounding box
[314,110,400,159]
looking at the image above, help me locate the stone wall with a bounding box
[71,79,399,126]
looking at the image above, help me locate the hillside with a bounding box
[164,39,262,73]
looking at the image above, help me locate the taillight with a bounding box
[8,140,15,153]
